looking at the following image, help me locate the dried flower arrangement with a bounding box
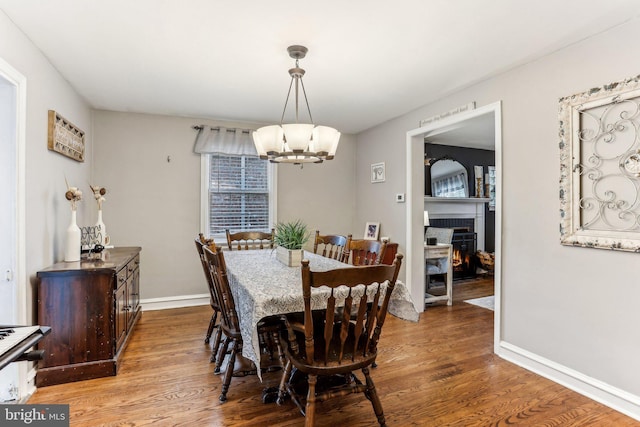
[64,180,82,211]
[90,185,107,210]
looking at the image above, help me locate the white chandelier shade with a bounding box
[253,125,283,154]
[252,45,341,165]
[282,123,314,151]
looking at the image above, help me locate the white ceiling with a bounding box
[1,1,639,134]
[424,113,496,149]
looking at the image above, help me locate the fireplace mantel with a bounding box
[424,196,488,251]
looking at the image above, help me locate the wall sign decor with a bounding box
[48,110,85,162]
[559,74,640,252]
[419,102,476,127]
[371,162,385,183]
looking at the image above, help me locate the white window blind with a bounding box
[208,154,269,234]
[432,172,467,198]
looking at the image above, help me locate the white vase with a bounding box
[95,209,107,246]
[64,210,81,262]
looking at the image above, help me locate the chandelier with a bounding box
[252,45,340,165]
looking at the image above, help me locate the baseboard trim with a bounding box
[140,294,209,311]
[17,365,37,403]
[498,341,640,421]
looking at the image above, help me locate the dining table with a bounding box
[222,249,419,380]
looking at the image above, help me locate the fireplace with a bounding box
[428,218,477,280]
[451,230,477,279]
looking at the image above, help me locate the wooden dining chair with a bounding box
[277,254,403,426]
[345,238,387,266]
[194,235,222,362]
[225,227,281,364]
[226,229,274,250]
[313,231,350,262]
[203,245,285,402]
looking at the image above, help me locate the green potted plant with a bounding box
[274,219,309,267]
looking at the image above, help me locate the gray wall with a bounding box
[277,137,357,240]
[0,10,92,323]
[356,16,640,417]
[92,110,356,302]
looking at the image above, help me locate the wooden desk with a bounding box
[424,243,453,306]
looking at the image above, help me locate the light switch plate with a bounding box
[396,193,405,203]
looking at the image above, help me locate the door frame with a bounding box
[0,55,28,398]
[405,101,502,351]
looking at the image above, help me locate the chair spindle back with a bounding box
[346,239,387,266]
[203,246,240,334]
[313,231,350,262]
[226,229,275,250]
[299,254,402,366]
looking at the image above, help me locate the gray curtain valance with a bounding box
[193,125,257,156]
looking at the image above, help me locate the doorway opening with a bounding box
[405,101,502,352]
[0,57,27,402]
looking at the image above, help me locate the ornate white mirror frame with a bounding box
[559,74,640,252]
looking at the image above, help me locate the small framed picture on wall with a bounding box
[371,162,385,183]
[364,222,380,240]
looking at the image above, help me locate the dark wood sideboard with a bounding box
[36,247,141,386]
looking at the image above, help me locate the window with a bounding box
[432,172,467,197]
[202,153,276,240]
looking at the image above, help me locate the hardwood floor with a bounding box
[28,277,637,426]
